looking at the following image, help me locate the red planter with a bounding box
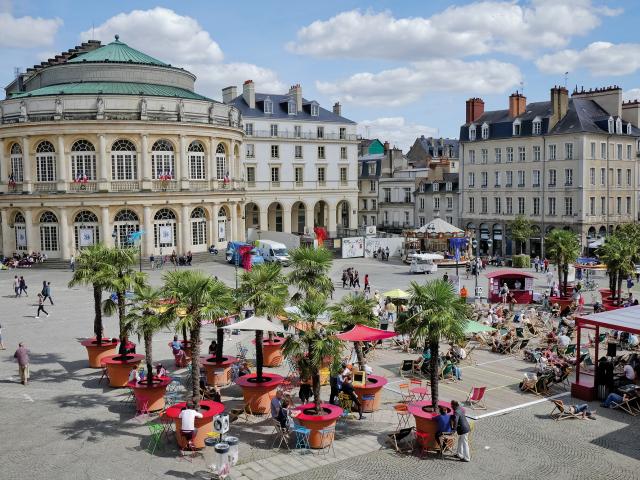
[352,375,388,412]
[294,403,343,448]
[549,296,573,310]
[252,337,285,367]
[409,400,453,450]
[80,337,119,368]
[235,373,283,414]
[103,354,145,387]
[165,400,225,449]
[200,355,237,387]
[128,376,171,412]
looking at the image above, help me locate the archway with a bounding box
[530,225,542,258]
[479,223,490,255]
[190,207,208,251]
[492,224,503,256]
[217,205,231,243]
[268,202,283,232]
[291,201,306,234]
[74,210,100,250]
[113,209,140,248]
[39,211,59,257]
[598,226,607,238]
[153,208,177,254]
[587,226,596,239]
[336,200,350,229]
[244,203,260,232]
[314,201,328,228]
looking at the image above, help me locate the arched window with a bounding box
[481,123,489,140]
[153,208,177,249]
[215,143,227,180]
[36,140,56,182]
[70,140,96,181]
[39,210,59,252]
[340,202,349,227]
[188,141,206,180]
[111,140,137,180]
[151,140,175,180]
[608,116,614,134]
[113,209,140,247]
[469,124,476,141]
[264,97,273,114]
[73,210,100,249]
[190,207,207,246]
[9,143,23,182]
[14,211,26,251]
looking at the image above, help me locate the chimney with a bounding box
[549,86,569,130]
[572,85,622,117]
[383,141,390,153]
[508,91,526,118]
[333,102,341,116]
[222,86,237,104]
[243,80,255,109]
[288,84,302,112]
[465,98,484,124]
[622,99,640,127]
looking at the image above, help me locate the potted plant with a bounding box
[598,225,640,306]
[69,244,119,367]
[545,229,580,303]
[396,279,470,449]
[100,247,146,386]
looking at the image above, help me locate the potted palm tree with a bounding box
[100,247,146,386]
[125,283,173,411]
[545,229,580,306]
[598,227,640,306]
[70,244,119,368]
[396,279,469,448]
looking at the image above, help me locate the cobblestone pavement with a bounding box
[0,258,638,479]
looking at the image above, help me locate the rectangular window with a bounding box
[481,171,488,187]
[317,126,324,139]
[111,152,137,180]
[494,197,501,214]
[270,124,278,136]
[383,188,391,203]
[469,150,475,164]
[533,121,541,135]
[372,199,376,210]
[548,144,556,160]
[295,145,303,159]
[468,172,475,187]
[548,169,556,186]
[617,168,622,186]
[317,146,325,159]
[370,180,376,192]
[600,168,606,186]
[517,170,525,187]
[565,143,573,160]
[245,123,254,135]
[589,168,595,185]
[10,154,23,182]
[548,197,556,216]
[627,144,632,160]
[36,154,56,182]
[295,167,303,186]
[506,147,513,163]
[565,169,573,186]
[469,197,475,213]
[446,182,452,191]
[433,197,440,209]
[433,182,440,192]
[532,169,540,187]
[627,169,632,186]
[609,168,614,186]
[481,197,487,214]
[506,197,513,214]
[419,197,425,210]
[589,197,595,216]
[404,211,410,224]
[494,171,501,187]
[495,148,502,163]
[506,171,513,187]
[600,196,606,215]
[340,146,348,160]
[627,196,632,214]
[481,149,488,164]
[246,166,255,186]
[404,188,411,203]
[419,216,426,227]
[317,167,326,185]
[188,151,205,180]
[271,167,280,183]
[271,145,279,158]
[617,197,622,214]
[340,167,348,185]
[533,145,540,162]
[590,142,596,159]
[617,144,623,160]
[371,215,376,225]
[518,197,525,215]
[294,125,302,138]
[71,152,97,181]
[533,197,540,216]
[446,197,453,209]
[246,144,255,158]
[601,142,607,159]
[339,127,346,140]
[565,197,573,216]
[518,146,526,162]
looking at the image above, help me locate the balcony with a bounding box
[505,183,512,187]
[111,181,141,192]
[34,182,56,193]
[189,180,210,191]
[69,181,97,193]
[532,183,540,187]
[152,180,179,192]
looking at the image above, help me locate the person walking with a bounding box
[0,323,5,349]
[19,276,28,297]
[450,400,471,462]
[41,281,54,305]
[341,270,348,289]
[13,275,20,297]
[13,342,30,385]
[69,254,75,272]
[35,293,49,318]
[364,274,370,293]
[353,270,361,288]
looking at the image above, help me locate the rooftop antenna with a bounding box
[564,72,569,89]
[92,22,95,40]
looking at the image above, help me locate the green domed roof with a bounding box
[68,35,169,67]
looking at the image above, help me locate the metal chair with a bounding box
[271,419,291,450]
[146,423,164,455]
[317,426,336,456]
[393,403,412,430]
[293,424,311,451]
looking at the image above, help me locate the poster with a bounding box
[16,227,26,247]
[79,228,94,246]
[341,237,364,258]
[218,219,226,242]
[159,225,173,244]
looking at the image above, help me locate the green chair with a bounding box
[146,423,164,455]
[562,344,576,356]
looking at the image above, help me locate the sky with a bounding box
[1,0,639,151]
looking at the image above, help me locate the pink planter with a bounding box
[128,376,171,412]
[200,355,237,387]
[352,375,388,412]
[80,337,119,368]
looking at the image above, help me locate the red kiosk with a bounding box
[572,305,640,401]
[486,269,535,304]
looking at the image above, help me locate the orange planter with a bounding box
[294,403,343,448]
[103,354,145,387]
[353,375,388,412]
[201,355,237,387]
[235,373,283,414]
[165,400,225,449]
[409,400,452,450]
[252,337,285,367]
[80,337,119,368]
[129,376,171,412]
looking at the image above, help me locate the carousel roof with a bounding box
[415,218,463,235]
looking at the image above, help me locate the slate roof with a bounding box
[230,93,355,124]
[69,37,169,67]
[413,136,460,157]
[358,157,382,178]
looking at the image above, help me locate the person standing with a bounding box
[41,281,54,305]
[35,293,49,318]
[13,275,20,297]
[353,270,361,288]
[13,342,30,385]
[443,272,449,283]
[450,400,471,462]
[19,276,28,297]
[364,274,370,293]
[69,254,75,272]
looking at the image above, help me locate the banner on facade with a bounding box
[159,225,173,244]
[16,227,26,247]
[218,219,226,242]
[79,228,94,246]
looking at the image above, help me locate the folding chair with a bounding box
[466,386,487,410]
[399,360,414,378]
[98,361,109,385]
[611,395,639,416]
[317,426,336,456]
[146,423,164,454]
[293,424,311,451]
[436,433,457,457]
[398,383,414,403]
[134,395,151,423]
[386,427,415,453]
[549,399,582,420]
[515,339,530,356]
[271,419,291,450]
[439,364,456,382]
[393,403,412,430]
[158,412,175,442]
[338,393,356,423]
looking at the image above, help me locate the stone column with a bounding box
[230,140,236,179]
[283,205,292,234]
[230,203,237,242]
[305,203,314,234]
[0,139,6,194]
[212,204,219,245]
[141,134,151,190]
[328,204,337,237]
[24,208,35,252]
[259,207,269,232]
[1,209,12,256]
[59,207,71,259]
[181,204,190,253]
[143,206,153,255]
[207,203,216,246]
[56,135,68,191]
[101,207,112,247]
[98,134,109,191]
[208,137,215,184]
[179,135,189,190]
[22,137,32,193]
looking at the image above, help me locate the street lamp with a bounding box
[472,237,492,299]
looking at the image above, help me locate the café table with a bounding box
[410,386,429,401]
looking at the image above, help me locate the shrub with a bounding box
[512,254,531,268]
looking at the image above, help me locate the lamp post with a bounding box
[472,237,492,299]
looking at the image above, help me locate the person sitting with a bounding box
[277,399,294,431]
[238,361,251,377]
[557,331,572,348]
[341,374,365,420]
[621,363,637,386]
[270,390,284,422]
[179,401,203,448]
[602,389,638,408]
[566,403,596,419]
[155,363,168,377]
[128,366,141,383]
[435,405,453,451]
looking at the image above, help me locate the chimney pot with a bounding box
[465,97,485,124]
[242,80,255,109]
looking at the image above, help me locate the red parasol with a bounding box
[335,324,396,342]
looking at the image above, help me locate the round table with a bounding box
[164,400,225,449]
[409,386,430,401]
[408,400,453,450]
[352,375,388,412]
[127,376,171,412]
[200,355,237,387]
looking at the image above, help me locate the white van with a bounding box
[256,239,290,266]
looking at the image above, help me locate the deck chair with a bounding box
[439,363,456,382]
[270,419,291,450]
[526,323,539,336]
[611,395,639,416]
[399,360,414,378]
[466,386,487,410]
[515,339,530,356]
[386,427,415,453]
[560,344,577,357]
[515,327,526,339]
[460,344,477,365]
[549,399,582,420]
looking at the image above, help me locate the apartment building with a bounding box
[357,139,384,228]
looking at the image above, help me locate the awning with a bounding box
[222,315,286,333]
[587,237,604,248]
[335,324,397,342]
[575,305,640,334]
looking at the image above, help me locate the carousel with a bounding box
[402,218,470,267]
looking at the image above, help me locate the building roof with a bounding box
[358,157,382,179]
[68,36,169,67]
[576,305,640,334]
[412,136,460,158]
[7,81,210,100]
[230,93,355,124]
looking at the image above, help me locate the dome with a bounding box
[68,35,169,67]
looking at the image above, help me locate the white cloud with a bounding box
[81,8,284,98]
[358,117,437,152]
[536,42,640,76]
[623,88,640,102]
[287,1,619,60]
[317,59,522,106]
[0,12,61,48]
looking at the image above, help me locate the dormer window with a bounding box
[627,122,633,135]
[532,117,542,135]
[481,123,489,140]
[264,97,273,114]
[432,181,439,192]
[288,100,296,115]
[615,117,622,134]
[608,116,614,133]
[469,124,476,141]
[446,182,452,191]
[513,119,521,136]
[310,102,319,117]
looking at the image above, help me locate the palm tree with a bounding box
[599,230,639,302]
[125,283,171,386]
[329,295,377,368]
[68,244,110,345]
[283,295,343,413]
[544,229,580,296]
[162,270,232,407]
[288,246,334,303]
[101,247,146,355]
[236,263,288,381]
[396,280,470,409]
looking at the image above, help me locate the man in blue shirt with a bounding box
[435,405,452,451]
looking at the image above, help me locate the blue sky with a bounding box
[1,1,638,149]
